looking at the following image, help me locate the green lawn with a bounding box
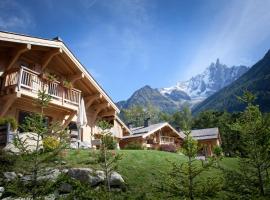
[63,150,238,199]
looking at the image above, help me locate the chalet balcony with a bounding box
[2,66,81,111]
[160,136,175,144]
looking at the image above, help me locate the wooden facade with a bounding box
[120,123,183,149]
[0,31,126,146]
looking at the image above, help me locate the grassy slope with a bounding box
[64,150,238,199]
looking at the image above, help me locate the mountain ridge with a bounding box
[192,50,270,113]
[117,59,249,113]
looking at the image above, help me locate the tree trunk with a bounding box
[257,166,265,196]
[188,155,194,200]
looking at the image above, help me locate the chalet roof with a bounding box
[188,128,219,141]
[122,122,185,139]
[0,31,119,113]
[132,122,167,135]
[115,116,132,135]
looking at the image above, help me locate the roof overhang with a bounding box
[0,31,120,113]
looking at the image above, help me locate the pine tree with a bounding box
[9,89,69,199]
[97,120,121,193]
[158,108,222,199]
[225,91,270,197]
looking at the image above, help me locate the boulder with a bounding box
[58,183,73,193]
[95,170,105,182]
[0,187,4,198]
[4,133,43,153]
[3,172,17,182]
[109,171,125,187]
[3,143,20,154]
[67,168,103,186]
[37,168,61,182]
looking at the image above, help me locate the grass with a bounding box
[63,149,239,199]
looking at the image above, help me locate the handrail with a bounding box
[3,66,81,106]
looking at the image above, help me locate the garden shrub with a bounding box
[43,136,60,151]
[0,149,19,172]
[124,142,143,150]
[0,117,18,131]
[159,144,176,153]
[213,146,223,157]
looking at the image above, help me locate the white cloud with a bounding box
[0,0,34,31]
[183,0,270,79]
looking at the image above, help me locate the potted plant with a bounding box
[62,79,73,89]
[40,72,57,82]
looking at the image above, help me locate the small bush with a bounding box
[213,146,223,157]
[0,117,18,131]
[159,144,177,153]
[124,142,143,150]
[0,149,20,172]
[43,136,60,151]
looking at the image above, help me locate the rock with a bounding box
[37,168,61,182]
[0,186,4,198]
[58,183,73,193]
[68,168,93,183]
[4,133,43,153]
[3,143,20,154]
[3,172,17,181]
[21,175,32,184]
[67,168,103,186]
[95,170,105,182]
[61,169,69,174]
[109,171,125,187]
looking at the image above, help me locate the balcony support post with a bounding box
[0,93,21,117]
[69,73,84,84]
[63,111,77,128]
[41,48,62,71]
[85,94,102,109]
[6,44,31,71]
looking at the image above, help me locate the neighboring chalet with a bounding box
[120,122,184,149]
[120,120,221,156]
[0,31,127,147]
[188,127,221,157]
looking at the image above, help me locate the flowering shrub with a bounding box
[43,136,60,151]
[159,144,177,153]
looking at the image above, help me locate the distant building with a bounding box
[120,120,221,156]
[120,122,184,149]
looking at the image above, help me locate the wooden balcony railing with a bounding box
[160,136,175,144]
[3,66,81,107]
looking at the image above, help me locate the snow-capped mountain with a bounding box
[117,59,249,113]
[160,59,249,107]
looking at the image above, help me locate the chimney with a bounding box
[175,126,181,132]
[144,117,150,127]
[127,123,133,129]
[52,36,63,42]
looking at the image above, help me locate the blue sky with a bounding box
[1,0,270,102]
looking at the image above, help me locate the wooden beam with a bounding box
[41,48,62,70]
[69,73,85,84]
[0,93,21,117]
[90,102,110,111]
[99,110,116,117]
[90,103,110,125]
[6,44,31,70]
[85,94,102,109]
[62,111,76,128]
